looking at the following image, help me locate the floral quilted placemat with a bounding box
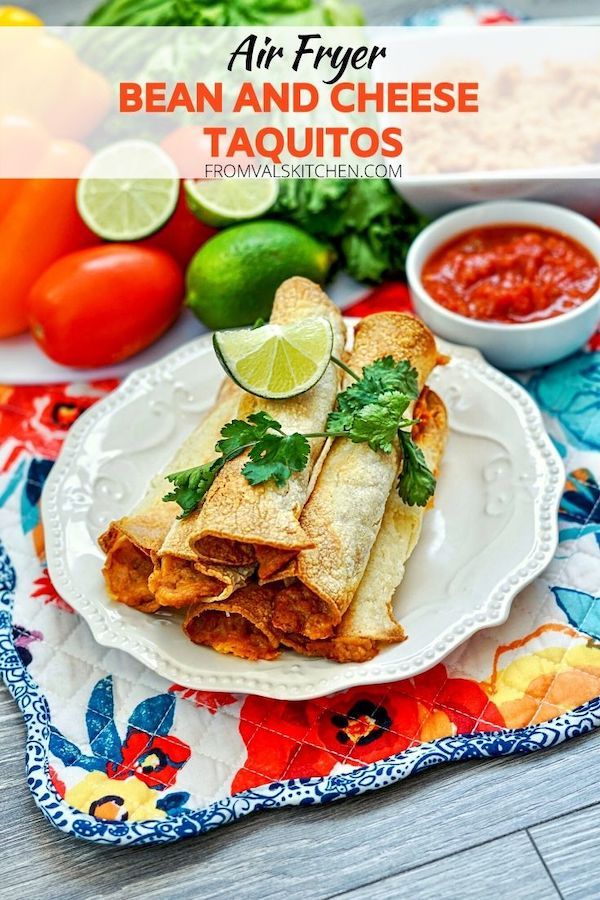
[0,283,599,846]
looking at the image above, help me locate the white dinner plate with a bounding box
[42,325,563,700]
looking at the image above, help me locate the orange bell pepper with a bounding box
[0,111,49,218]
[0,140,96,338]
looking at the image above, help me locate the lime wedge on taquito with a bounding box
[214,317,334,399]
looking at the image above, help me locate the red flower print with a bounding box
[168,685,238,714]
[49,765,66,798]
[232,666,504,793]
[106,729,191,790]
[232,697,334,793]
[0,381,117,468]
[31,569,74,613]
[318,689,417,764]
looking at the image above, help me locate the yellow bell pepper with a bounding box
[0,6,43,25]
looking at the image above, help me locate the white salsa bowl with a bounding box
[406,200,600,370]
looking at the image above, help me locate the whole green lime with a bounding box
[185,220,335,329]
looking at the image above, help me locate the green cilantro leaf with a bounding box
[325,407,354,436]
[397,430,436,507]
[247,411,283,433]
[349,393,412,452]
[215,420,255,458]
[243,432,310,488]
[165,411,291,516]
[216,411,282,457]
[163,459,223,518]
[163,354,436,518]
[337,357,419,415]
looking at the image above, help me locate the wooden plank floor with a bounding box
[339,834,560,900]
[4,1,599,897]
[530,807,600,900]
[1,685,598,898]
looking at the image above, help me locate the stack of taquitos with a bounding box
[100,276,346,613]
[264,312,438,640]
[185,388,447,661]
[184,312,447,661]
[100,292,449,664]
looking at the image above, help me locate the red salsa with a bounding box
[422,224,600,323]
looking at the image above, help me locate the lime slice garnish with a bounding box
[185,178,278,228]
[214,317,334,399]
[77,140,179,241]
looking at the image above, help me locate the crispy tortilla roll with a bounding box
[164,277,346,574]
[183,390,448,663]
[184,388,448,663]
[184,584,281,661]
[99,381,241,612]
[267,313,438,640]
[283,389,448,662]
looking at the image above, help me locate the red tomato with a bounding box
[27,245,184,368]
[142,188,215,268]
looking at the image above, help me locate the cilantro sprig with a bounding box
[397,430,436,506]
[326,356,419,453]
[164,357,436,518]
[216,411,311,488]
[164,412,311,518]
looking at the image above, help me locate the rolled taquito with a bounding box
[183,388,447,662]
[283,389,448,662]
[184,583,281,661]
[265,312,438,640]
[159,277,346,583]
[99,381,244,612]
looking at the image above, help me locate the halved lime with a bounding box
[186,221,334,330]
[77,140,179,241]
[214,317,334,399]
[185,179,278,227]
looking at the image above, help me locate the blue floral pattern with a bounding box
[528,353,600,452]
